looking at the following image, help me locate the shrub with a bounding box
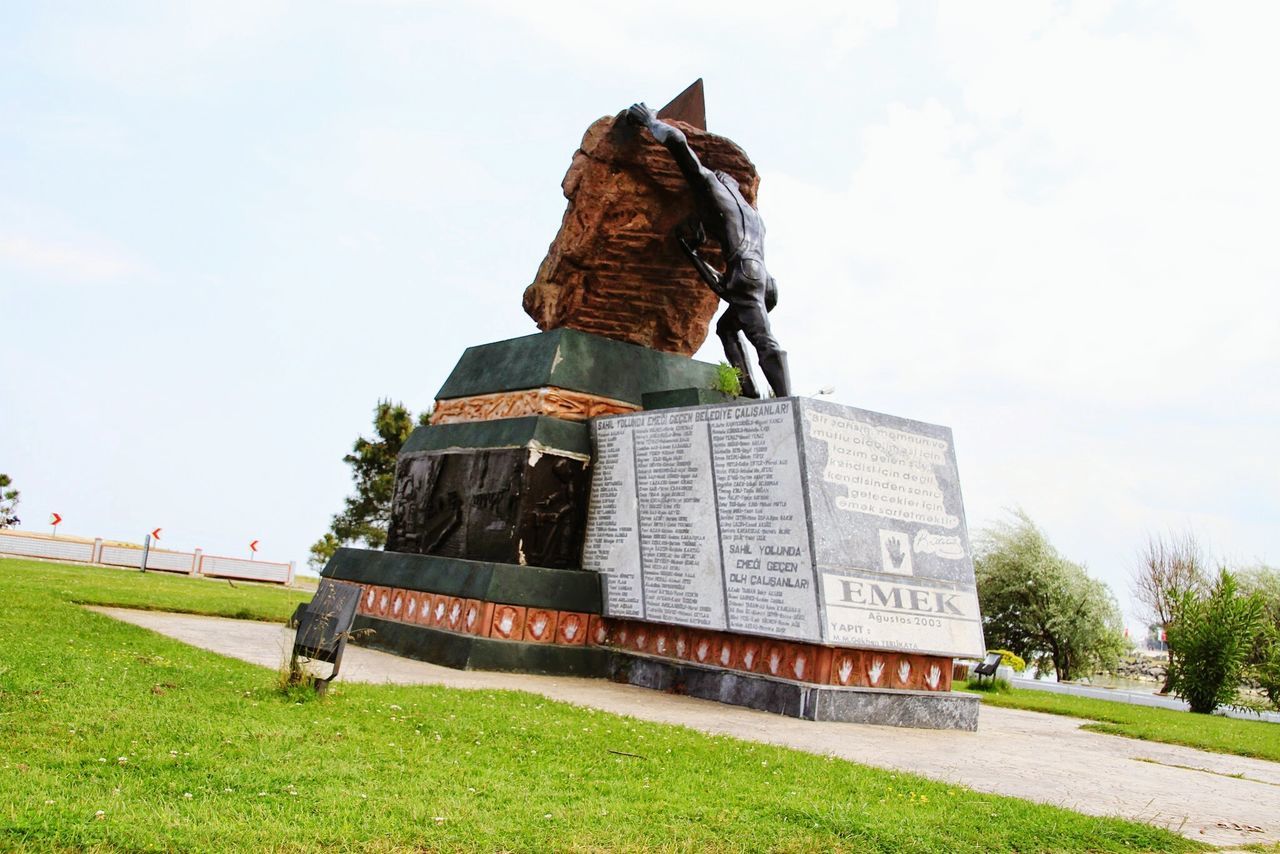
[1239,566,1280,711]
[1166,569,1265,713]
[989,649,1026,672]
[1251,624,1280,710]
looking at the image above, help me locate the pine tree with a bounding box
[0,473,19,529]
[308,401,430,569]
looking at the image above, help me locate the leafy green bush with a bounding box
[1239,566,1280,711]
[1167,569,1265,713]
[975,510,1126,681]
[1251,624,1280,710]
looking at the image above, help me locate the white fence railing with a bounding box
[0,530,295,585]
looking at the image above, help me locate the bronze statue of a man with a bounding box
[627,102,790,399]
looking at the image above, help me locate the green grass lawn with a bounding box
[963,680,1280,762]
[0,557,1203,852]
[18,558,312,621]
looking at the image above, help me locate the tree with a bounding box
[1238,565,1280,709]
[308,400,430,570]
[1131,530,1207,692]
[1166,568,1264,713]
[975,510,1126,682]
[0,473,19,529]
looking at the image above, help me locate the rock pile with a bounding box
[1113,652,1168,683]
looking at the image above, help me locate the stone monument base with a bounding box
[322,548,608,677]
[611,652,979,730]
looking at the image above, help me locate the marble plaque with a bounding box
[583,398,985,657]
[799,398,984,656]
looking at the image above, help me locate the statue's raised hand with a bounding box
[675,217,706,250]
[626,102,657,128]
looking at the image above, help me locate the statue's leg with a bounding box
[739,298,790,398]
[716,309,759,398]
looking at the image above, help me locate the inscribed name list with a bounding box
[583,400,820,642]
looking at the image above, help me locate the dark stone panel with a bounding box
[683,668,807,718]
[517,449,592,569]
[435,329,721,405]
[608,652,980,730]
[354,615,474,670]
[466,637,610,676]
[386,446,591,569]
[610,654,676,692]
[326,549,491,599]
[641,388,737,410]
[353,615,610,677]
[401,416,590,459]
[322,548,603,613]
[809,686,979,730]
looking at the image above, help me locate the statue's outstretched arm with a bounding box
[627,103,711,188]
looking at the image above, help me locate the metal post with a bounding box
[92,538,104,564]
[190,548,202,576]
[140,534,151,573]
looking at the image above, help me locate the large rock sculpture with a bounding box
[522,97,759,356]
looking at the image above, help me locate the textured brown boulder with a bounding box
[522,114,759,356]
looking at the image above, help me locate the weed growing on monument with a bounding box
[712,361,743,397]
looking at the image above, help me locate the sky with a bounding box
[2,1,1277,633]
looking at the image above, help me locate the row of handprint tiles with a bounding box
[355,582,953,692]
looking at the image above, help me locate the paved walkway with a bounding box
[91,607,1280,849]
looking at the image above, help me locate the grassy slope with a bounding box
[27,559,311,621]
[964,680,1280,762]
[0,558,1200,852]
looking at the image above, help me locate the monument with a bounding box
[315,81,984,729]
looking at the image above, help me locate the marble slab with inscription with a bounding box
[582,397,985,658]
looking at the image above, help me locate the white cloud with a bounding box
[743,1,1280,604]
[344,128,505,208]
[0,233,141,281]
[26,1,292,95]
